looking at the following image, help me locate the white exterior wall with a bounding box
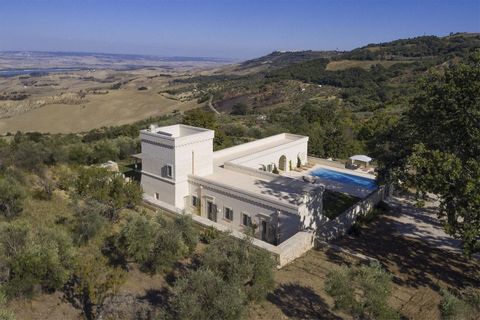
[141,173,176,204]
[140,125,324,246]
[140,126,214,209]
[229,135,308,172]
[188,179,301,243]
[141,138,175,178]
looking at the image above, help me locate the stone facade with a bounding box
[139,124,325,245]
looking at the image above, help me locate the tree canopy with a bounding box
[374,52,480,256]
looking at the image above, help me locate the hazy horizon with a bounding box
[1,0,479,59]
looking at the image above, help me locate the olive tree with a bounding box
[0,177,26,218]
[325,262,399,320]
[201,235,275,302]
[373,53,480,256]
[170,268,246,320]
[0,222,76,297]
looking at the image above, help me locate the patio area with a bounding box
[283,157,377,198]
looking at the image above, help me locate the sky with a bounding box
[0,0,479,59]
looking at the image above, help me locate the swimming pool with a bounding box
[310,168,377,189]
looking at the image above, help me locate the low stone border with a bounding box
[143,195,314,268]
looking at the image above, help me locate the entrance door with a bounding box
[279,155,287,171]
[207,201,217,222]
[261,220,268,241]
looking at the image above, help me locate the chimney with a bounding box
[149,124,156,132]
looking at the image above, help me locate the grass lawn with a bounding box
[322,190,359,219]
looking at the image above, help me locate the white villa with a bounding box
[137,124,327,245]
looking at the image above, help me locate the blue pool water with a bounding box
[311,168,377,189]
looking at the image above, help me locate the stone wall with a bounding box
[316,186,387,241]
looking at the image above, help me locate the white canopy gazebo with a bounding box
[349,155,372,167]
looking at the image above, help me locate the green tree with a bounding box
[71,201,108,245]
[173,215,198,254]
[201,235,275,302]
[0,177,26,218]
[325,262,399,320]
[0,222,76,297]
[115,214,191,273]
[182,109,233,149]
[73,167,142,221]
[115,214,159,264]
[69,246,125,319]
[170,268,246,320]
[182,109,217,129]
[374,53,480,256]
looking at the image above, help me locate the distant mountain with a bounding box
[1,51,234,63]
[237,50,342,72]
[0,51,234,71]
[341,32,480,60]
[180,32,480,114]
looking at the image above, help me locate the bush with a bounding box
[201,235,275,302]
[115,214,159,265]
[272,165,279,174]
[173,215,198,254]
[200,226,221,244]
[0,291,15,320]
[72,167,142,221]
[69,246,126,319]
[170,268,246,320]
[0,177,26,218]
[0,222,76,297]
[231,103,249,115]
[115,214,192,274]
[71,201,108,245]
[325,261,399,320]
[146,227,189,274]
[440,287,480,320]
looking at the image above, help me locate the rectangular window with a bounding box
[192,195,199,207]
[242,213,252,227]
[166,165,173,178]
[224,207,233,221]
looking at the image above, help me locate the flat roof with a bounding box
[205,133,315,207]
[145,124,212,139]
[204,167,318,206]
[213,133,307,165]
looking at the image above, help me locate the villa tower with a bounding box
[139,124,214,209]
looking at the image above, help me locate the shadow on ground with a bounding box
[267,282,341,320]
[328,212,480,292]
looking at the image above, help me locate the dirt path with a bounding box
[385,195,465,254]
[330,200,480,320]
[207,95,220,114]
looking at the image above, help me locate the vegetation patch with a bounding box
[322,190,359,219]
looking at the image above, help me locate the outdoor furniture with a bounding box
[348,155,372,168]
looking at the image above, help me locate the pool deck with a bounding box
[284,164,377,198]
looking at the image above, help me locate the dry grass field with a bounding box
[0,52,232,134]
[0,68,206,134]
[0,88,200,133]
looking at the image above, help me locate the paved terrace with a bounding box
[196,133,320,208]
